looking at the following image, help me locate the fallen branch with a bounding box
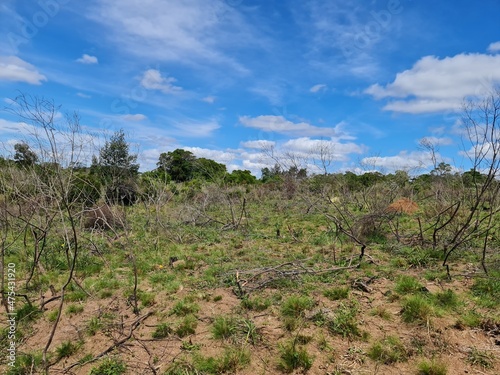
[63,311,153,373]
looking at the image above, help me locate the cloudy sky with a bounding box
[1,0,499,175]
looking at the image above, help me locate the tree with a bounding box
[157,149,196,182]
[193,158,227,181]
[14,142,38,167]
[92,129,139,205]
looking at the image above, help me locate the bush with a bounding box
[105,181,138,206]
[84,205,122,230]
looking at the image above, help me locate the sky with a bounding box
[1,0,500,176]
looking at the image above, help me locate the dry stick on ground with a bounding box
[234,261,360,294]
[63,311,153,373]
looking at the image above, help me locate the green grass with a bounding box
[86,316,103,336]
[367,336,408,364]
[176,314,198,337]
[467,347,494,369]
[395,275,424,295]
[401,295,434,325]
[417,359,448,375]
[56,341,79,360]
[194,347,251,374]
[171,299,200,317]
[152,322,172,339]
[323,286,350,301]
[327,302,361,338]
[212,316,238,340]
[66,304,84,315]
[277,340,313,373]
[6,351,44,375]
[89,357,126,375]
[471,274,500,308]
[280,295,314,318]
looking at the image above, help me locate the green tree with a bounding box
[227,170,257,184]
[14,142,38,167]
[157,149,196,182]
[92,129,139,205]
[193,158,227,181]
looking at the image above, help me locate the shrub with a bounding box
[84,205,122,230]
[417,359,448,375]
[152,323,172,339]
[401,295,434,324]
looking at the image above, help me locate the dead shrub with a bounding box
[84,205,123,230]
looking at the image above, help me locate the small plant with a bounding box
[176,314,198,337]
[370,306,392,320]
[171,299,200,316]
[471,274,500,308]
[139,291,155,307]
[56,341,79,360]
[278,340,313,373]
[6,352,44,375]
[401,295,434,325]
[467,347,494,369]
[89,357,126,375]
[323,286,350,301]
[86,316,103,336]
[194,347,251,374]
[432,289,459,309]
[47,310,59,322]
[281,295,314,318]
[66,304,84,315]
[395,275,424,295]
[327,302,360,338]
[212,316,238,340]
[241,295,271,311]
[367,336,408,364]
[152,322,172,339]
[417,359,447,375]
[16,303,41,322]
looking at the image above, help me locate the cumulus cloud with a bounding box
[76,54,98,64]
[0,56,46,85]
[360,150,442,173]
[140,69,182,94]
[310,84,327,93]
[239,115,341,137]
[487,41,500,53]
[172,119,220,137]
[365,53,500,113]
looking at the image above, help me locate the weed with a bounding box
[471,275,500,308]
[395,275,424,295]
[212,316,238,340]
[370,306,392,320]
[66,289,88,302]
[432,289,459,309]
[89,357,126,375]
[66,304,84,315]
[6,352,44,375]
[47,310,59,322]
[323,286,350,301]
[194,347,251,374]
[176,314,198,337]
[417,359,448,375]
[401,295,434,325]
[277,340,313,373]
[56,341,79,360]
[171,299,200,317]
[138,291,155,307]
[367,336,408,364]
[16,303,41,323]
[281,295,314,318]
[213,295,223,302]
[86,316,103,336]
[327,302,360,338]
[164,361,199,375]
[467,347,494,369]
[241,295,271,311]
[152,322,172,339]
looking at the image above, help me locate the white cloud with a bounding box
[360,150,441,172]
[365,53,500,113]
[487,41,500,53]
[172,119,220,137]
[310,84,327,93]
[121,114,147,122]
[239,115,342,137]
[202,96,216,103]
[240,140,276,149]
[418,136,453,147]
[140,69,182,94]
[76,92,91,99]
[184,147,235,164]
[0,56,46,85]
[85,0,259,73]
[283,137,365,161]
[76,54,98,64]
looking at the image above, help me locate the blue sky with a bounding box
[1,0,500,175]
